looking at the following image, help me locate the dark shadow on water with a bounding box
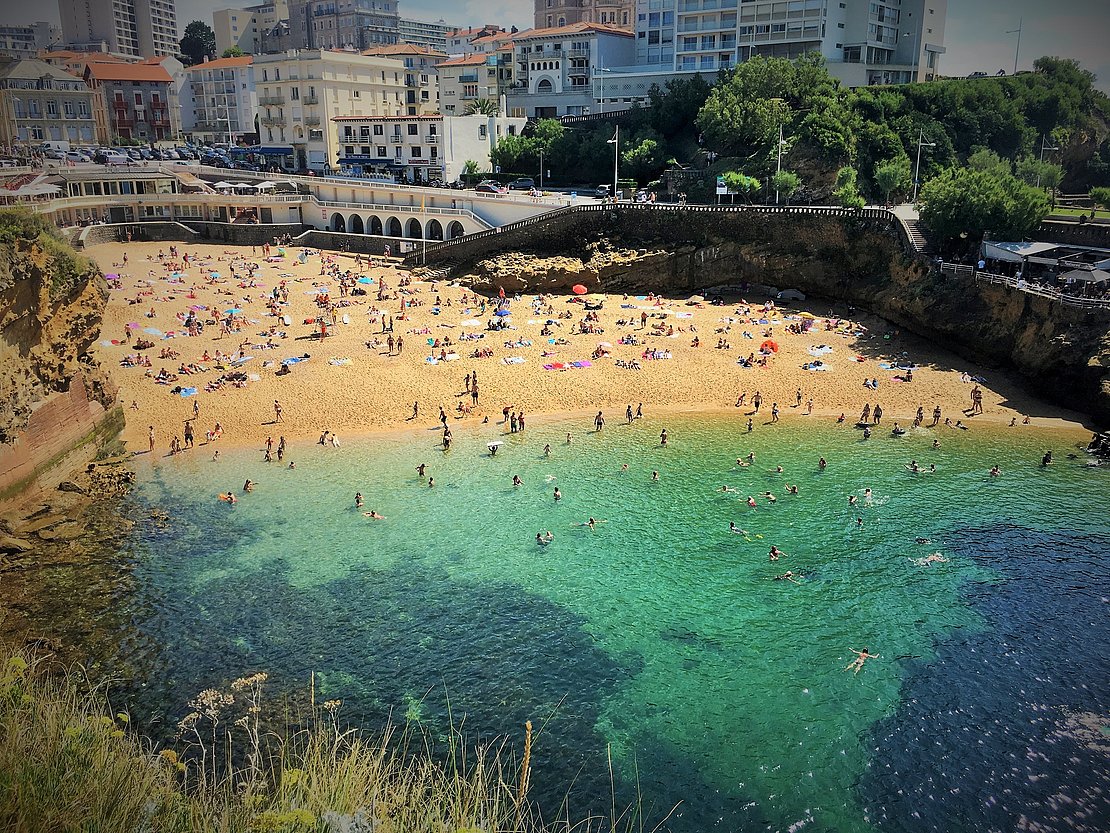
[860,525,1110,833]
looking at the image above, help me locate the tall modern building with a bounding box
[535,0,634,29]
[57,0,178,58]
[635,0,945,86]
[0,23,62,59]
[289,0,400,51]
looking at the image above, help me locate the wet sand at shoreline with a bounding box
[87,240,1092,455]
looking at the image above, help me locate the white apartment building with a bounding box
[397,18,457,51]
[507,23,635,118]
[362,44,445,116]
[636,0,945,85]
[439,40,516,116]
[57,0,179,58]
[0,23,61,60]
[182,56,258,144]
[213,0,289,55]
[334,113,526,185]
[253,49,407,172]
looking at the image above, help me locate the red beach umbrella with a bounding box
[572,284,588,295]
[760,339,779,353]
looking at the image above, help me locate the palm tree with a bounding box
[464,98,499,116]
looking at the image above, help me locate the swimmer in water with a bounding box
[543,444,551,457]
[288,461,296,469]
[1041,450,1053,466]
[786,484,799,495]
[862,427,872,439]
[587,517,597,529]
[771,465,784,474]
[363,509,385,519]
[773,571,800,583]
[857,517,864,527]
[416,463,427,478]
[762,491,777,503]
[213,450,220,461]
[545,530,554,542]
[220,491,237,504]
[848,495,858,506]
[566,432,573,445]
[719,485,738,493]
[536,532,546,545]
[652,471,659,481]
[845,648,878,674]
[932,438,940,449]
[768,545,784,561]
[243,479,254,493]
[620,463,629,473]
[818,457,827,470]
[553,487,562,501]
[355,492,363,507]
[736,458,750,468]
[912,553,948,566]
[989,465,1001,477]
[747,496,758,508]
[863,488,873,503]
[747,451,756,463]
[729,522,748,535]
[428,477,435,487]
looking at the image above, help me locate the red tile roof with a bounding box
[184,55,253,71]
[85,62,173,83]
[439,54,488,67]
[515,22,633,39]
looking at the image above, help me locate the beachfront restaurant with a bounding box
[981,240,1110,296]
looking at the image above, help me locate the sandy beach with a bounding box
[86,239,1092,454]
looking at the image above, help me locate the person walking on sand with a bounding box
[274,400,284,422]
[771,403,780,423]
[752,392,762,414]
[626,404,634,424]
[660,428,669,446]
[148,425,155,454]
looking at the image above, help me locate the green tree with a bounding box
[488,134,530,173]
[460,160,481,185]
[622,135,665,184]
[464,98,499,116]
[1091,187,1110,210]
[221,46,245,58]
[873,157,912,205]
[1015,157,1063,192]
[967,149,1012,178]
[646,74,712,138]
[179,21,215,66]
[771,169,802,204]
[918,167,1049,243]
[832,166,865,208]
[722,171,761,203]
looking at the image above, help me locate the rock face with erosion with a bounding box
[0,220,116,496]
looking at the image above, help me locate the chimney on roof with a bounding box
[511,26,518,33]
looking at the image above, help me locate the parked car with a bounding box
[593,184,612,198]
[102,153,132,166]
[508,177,535,191]
[64,151,90,163]
[475,180,507,194]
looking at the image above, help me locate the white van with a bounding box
[40,140,71,154]
[103,152,132,166]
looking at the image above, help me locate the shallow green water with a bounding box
[123,414,1110,832]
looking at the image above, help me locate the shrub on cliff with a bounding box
[0,207,95,300]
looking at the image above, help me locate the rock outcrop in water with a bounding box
[0,208,115,496]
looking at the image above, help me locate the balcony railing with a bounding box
[113,114,134,128]
[260,116,283,127]
[259,94,285,105]
[389,135,402,143]
[425,135,437,143]
[303,115,321,126]
[566,48,590,58]
[302,94,318,104]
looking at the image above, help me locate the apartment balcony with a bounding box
[458,73,479,83]
[566,48,590,58]
[150,117,170,128]
[259,94,285,106]
[389,135,402,143]
[302,94,318,104]
[260,116,284,127]
[425,135,437,143]
[113,114,134,128]
[303,115,321,126]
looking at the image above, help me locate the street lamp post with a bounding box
[775,122,787,204]
[1037,133,1058,189]
[607,125,619,200]
[539,148,544,188]
[912,127,936,203]
[1006,17,1022,75]
[597,66,611,115]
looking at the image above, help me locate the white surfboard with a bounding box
[282,314,292,327]
[342,314,350,325]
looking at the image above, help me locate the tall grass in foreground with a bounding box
[0,648,673,833]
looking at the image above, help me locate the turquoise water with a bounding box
[120,414,1110,832]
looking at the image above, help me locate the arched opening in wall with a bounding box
[405,217,423,238]
[537,78,553,93]
[331,213,345,232]
[369,215,383,236]
[349,214,364,234]
[387,217,402,237]
[447,220,465,239]
[426,218,443,240]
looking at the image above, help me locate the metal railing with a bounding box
[940,262,1110,309]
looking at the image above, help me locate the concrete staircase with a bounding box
[900,217,932,254]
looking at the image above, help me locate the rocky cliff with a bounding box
[0,210,115,497]
[457,207,1110,425]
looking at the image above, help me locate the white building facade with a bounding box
[638,0,946,85]
[182,56,258,144]
[507,23,635,118]
[334,113,526,184]
[213,0,290,56]
[253,49,407,172]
